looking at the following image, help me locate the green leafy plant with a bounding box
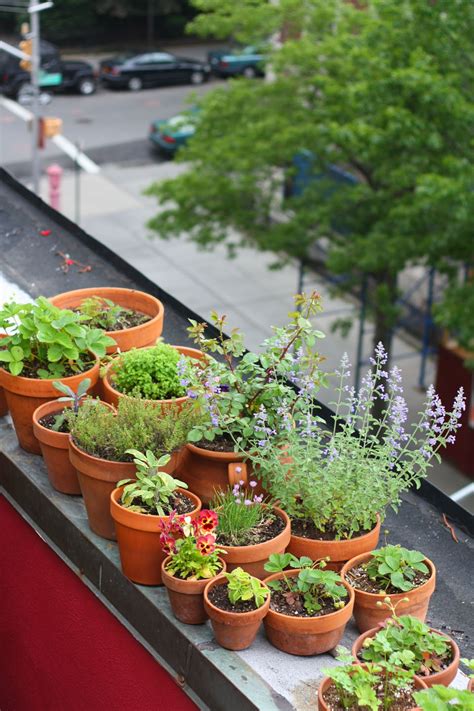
[50,377,91,432]
[226,567,269,608]
[414,686,474,711]
[68,396,200,462]
[264,553,347,615]
[111,343,189,400]
[0,297,115,378]
[118,449,188,516]
[211,479,271,546]
[364,546,430,593]
[181,292,328,451]
[78,296,149,331]
[462,658,474,678]
[161,510,224,580]
[324,650,418,711]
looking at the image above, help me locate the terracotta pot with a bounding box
[218,506,291,579]
[262,569,354,656]
[341,552,436,633]
[110,486,202,585]
[102,345,204,410]
[0,360,100,454]
[49,287,164,354]
[287,515,381,571]
[161,556,227,624]
[0,334,7,417]
[352,625,460,687]
[317,667,428,711]
[178,443,251,505]
[468,678,473,692]
[203,575,271,650]
[69,438,137,540]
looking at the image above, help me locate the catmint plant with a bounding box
[181,292,328,451]
[246,343,465,539]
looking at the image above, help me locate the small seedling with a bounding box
[51,377,91,431]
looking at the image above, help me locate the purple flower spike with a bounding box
[244,499,252,506]
[249,480,257,488]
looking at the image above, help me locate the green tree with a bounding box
[147,0,474,360]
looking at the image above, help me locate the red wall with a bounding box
[0,496,197,711]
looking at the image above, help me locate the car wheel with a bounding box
[128,76,143,91]
[77,78,96,96]
[190,70,205,85]
[243,66,257,79]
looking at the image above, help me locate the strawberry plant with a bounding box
[364,545,430,593]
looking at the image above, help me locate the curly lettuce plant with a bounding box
[111,342,187,400]
[246,343,465,539]
[226,567,269,608]
[180,291,328,451]
[161,510,224,580]
[0,297,115,378]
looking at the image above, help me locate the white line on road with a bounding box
[0,96,100,174]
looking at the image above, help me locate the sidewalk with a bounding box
[38,163,473,511]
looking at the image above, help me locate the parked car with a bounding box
[0,40,96,98]
[149,109,199,155]
[100,51,211,91]
[207,46,266,78]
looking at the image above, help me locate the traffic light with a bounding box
[19,39,33,72]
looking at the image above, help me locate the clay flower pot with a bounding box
[110,487,202,585]
[0,334,7,417]
[102,345,204,410]
[468,678,473,692]
[262,569,354,656]
[287,515,381,571]
[161,556,227,624]
[49,287,165,354]
[352,626,460,687]
[69,438,137,540]
[317,667,428,711]
[203,575,271,650]
[341,552,436,633]
[178,443,252,505]
[219,506,291,579]
[0,360,100,454]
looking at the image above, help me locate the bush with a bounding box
[111,343,186,400]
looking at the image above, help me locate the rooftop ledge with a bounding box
[0,168,473,710]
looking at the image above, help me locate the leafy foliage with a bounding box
[364,546,430,593]
[414,685,474,711]
[77,296,148,331]
[225,567,269,608]
[212,480,269,546]
[111,343,188,400]
[50,377,91,432]
[161,510,224,580]
[0,297,114,378]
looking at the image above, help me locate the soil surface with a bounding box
[75,305,151,331]
[291,518,374,541]
[269,580,346,618]
[216,513,285,547]
[208,582,261,613]
[39,411,69,433]
[323,679,417,710]
[121,491,195,516]
[345,563,430,595]
[194,435,237,453]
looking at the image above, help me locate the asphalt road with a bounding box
[0,78,221,174]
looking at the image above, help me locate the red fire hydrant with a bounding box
[46,164,63,211]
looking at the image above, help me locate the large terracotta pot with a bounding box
[178,443,251,505]
[0,360,100,454]
[317,667,428,711]
[352,625,460,688]
[0,334,7,417]
[49,287,164,354]
[218,506,291,579]
[110,486,202,585]
[262,569,354,656]
[69,438,136,540]
[102,345,204,410]
[161,556,226,624]
[287,515,381,571]
[204,575,271,650]
[341,552,436,633]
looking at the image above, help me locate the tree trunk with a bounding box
[370,271,398,426]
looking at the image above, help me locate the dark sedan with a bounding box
[100,51,211,91]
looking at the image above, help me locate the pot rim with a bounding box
[203,574,271,621]
[289,513,381,547]
[68,434,133,469]
[217,506,291,558]
[110,485,201,527]
[0,357,99,393]
[161,555,227,593]
[33,399,115,442]
[186,441,248,461]
[341,552,436,601]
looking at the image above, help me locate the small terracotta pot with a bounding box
[49,287,164,354]
[262,569,354,656]
[178,443,252,505]
[110,487,202,585]
[69,438,137,540]
[102,345,204,410]
[161,556,227,624]
[204,575,271,650]
[468,678,473,692]
[287,515,381,571]
[317,667,428,711]
[352,625,460,687]
[0,334,8,417]
[341,552,436,633]
[0,360,100,454]
[218,506,291,579]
